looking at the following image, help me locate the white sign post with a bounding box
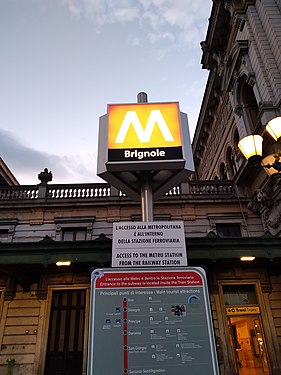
[112,221,187,267]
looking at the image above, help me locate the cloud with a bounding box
[111,6,140,23]
[0,129,102,185]
[148,31,175,44]
[128,35,141,46]
[140,0,210,47]
[57,0,210,47]
[59,0,82,17]
[150,48,168,61]
[60,0,140,26]
[68,2,81,17]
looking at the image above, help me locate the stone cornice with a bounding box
[201,0,256,71]
[0,236,280,266]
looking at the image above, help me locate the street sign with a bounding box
[112,221,187,267]
[226,306,260,315]
[87,267,219,375]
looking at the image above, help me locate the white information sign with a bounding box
[112,221,187,267]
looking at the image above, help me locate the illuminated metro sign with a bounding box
[97,99,194,200]
[107,102,183,162]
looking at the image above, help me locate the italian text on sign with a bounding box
[112,221,187,267]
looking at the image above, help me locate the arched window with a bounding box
[226,146,237,178]
[237,75,259,133]
[234,129,239,148]
[232,128,242,170]
[220,162,228,180]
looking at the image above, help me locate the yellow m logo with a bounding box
[108,102,182,149]
[115,110,174,144]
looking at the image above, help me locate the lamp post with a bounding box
[238,116,281,181]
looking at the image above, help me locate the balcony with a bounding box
[0,180,235,202]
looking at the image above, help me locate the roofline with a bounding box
[0,158,19,186]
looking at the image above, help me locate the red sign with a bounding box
[95,270,203,289]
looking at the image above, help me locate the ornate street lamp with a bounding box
[265,117,281,141]
[238,134,263,160]
[238,116,281,181]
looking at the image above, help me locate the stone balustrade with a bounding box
[0,180,234,201]
[47,184,111,199]
[0,185,39,200]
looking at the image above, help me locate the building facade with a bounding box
[193,0,281,236]
[192,0,281,374]
[0,1,281,375]
[0,175,280,375]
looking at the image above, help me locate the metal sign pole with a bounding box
[140,170,153,221]
[137,92,154,222]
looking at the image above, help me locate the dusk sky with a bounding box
[0,0,212,184]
